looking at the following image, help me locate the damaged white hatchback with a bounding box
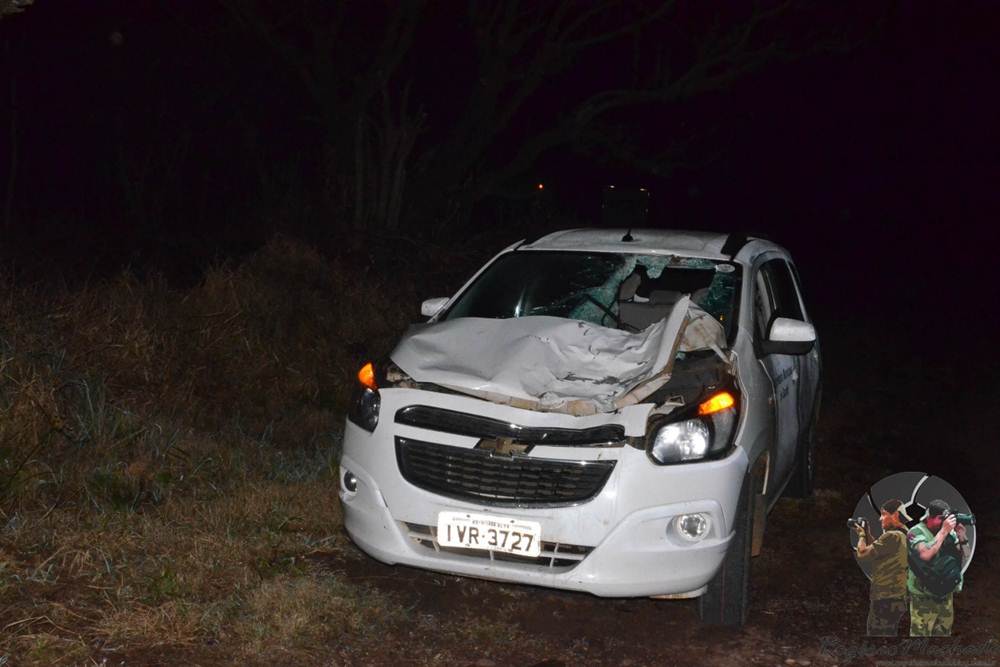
[339,228,821,626]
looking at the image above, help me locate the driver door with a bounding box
[753,258,804,492]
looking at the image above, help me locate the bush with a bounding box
[0,235,417,512]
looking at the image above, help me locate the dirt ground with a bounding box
[3,280,996,666]
[312,317,1000,667]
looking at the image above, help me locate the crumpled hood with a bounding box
[390,296,721,415]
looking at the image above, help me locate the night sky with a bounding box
[2,2,998,331]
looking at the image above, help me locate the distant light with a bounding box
[537,183,544,190]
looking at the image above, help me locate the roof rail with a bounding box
[721,231,771,259]
[520,232,549,246]
[720,233,750,259]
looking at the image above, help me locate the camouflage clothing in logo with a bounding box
[909,593,954,636]
[906,522,963,597]
[857,529,908,600]
[867,597,907,637]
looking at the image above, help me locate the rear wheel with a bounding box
[698,467,755,626]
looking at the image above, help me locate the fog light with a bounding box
[343,470,358,493]
[674,513,711,542]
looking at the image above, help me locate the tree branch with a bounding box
[0,0,32,20]
[219,1,326,105]
[556,1,675,51]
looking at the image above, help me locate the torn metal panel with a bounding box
[679,304,726,352]
[680,303,729,364]
[613,304,728,407]
[392,297,692,414]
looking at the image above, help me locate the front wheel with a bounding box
[698,468,755,626]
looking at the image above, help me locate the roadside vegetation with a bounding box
[4,235,996,666]
[0,237,493,664]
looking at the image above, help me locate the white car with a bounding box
[339,229,821,626]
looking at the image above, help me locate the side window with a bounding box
[787,261,809,321]
[754,270,773,340]
[755,259,804,338]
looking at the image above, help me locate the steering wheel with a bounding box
[529,292,639,332]
[586,294,640,332]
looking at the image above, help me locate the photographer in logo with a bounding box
[906,499,973,636]
[854,499,910,636]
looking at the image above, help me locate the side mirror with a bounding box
[420,297,449,318]
[762,317,816,355]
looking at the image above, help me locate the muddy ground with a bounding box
[315,316,999,667]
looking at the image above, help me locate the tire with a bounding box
[784,396,820,498]
[698,468,755,627]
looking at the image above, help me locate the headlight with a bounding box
[348,387,380,432]
[647,389,739,464]
[347,360,381,432]
[651,419,710,462]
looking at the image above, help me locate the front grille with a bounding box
[395,405,625,446]
[402,522,593,570]
[396,437,615,507]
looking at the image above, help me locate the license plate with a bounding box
[436,511,542,557]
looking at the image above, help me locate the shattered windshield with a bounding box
[443,250,741,340]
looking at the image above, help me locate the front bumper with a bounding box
[340,388,749,598]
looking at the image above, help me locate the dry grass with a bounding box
[0,237,429,664]
[0,237,413,509]
[0,480,396,664]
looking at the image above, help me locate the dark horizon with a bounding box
[2,2,998,329]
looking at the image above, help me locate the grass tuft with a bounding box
[0,236,431,664]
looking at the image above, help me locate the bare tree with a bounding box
[224,1,863,237]
[4,43,16,234]
[3,0,33,234]
[221,1,422,232]
[408,2,801,233]
[354,84,425,232]
[0,0,32,20]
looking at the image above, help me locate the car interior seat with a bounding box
[618,267,686,330]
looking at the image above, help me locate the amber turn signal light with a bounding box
[698,390,735,416]
[357,361,377,390]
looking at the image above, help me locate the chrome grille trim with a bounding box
[395,436,616,507]
[395,405,625,446]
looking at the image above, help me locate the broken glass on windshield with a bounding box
[443,250,740,339]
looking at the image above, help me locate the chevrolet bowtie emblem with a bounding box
[476,437,532,457]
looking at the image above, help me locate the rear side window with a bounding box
[755,259,804,337]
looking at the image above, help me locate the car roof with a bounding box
[520,228,786,262]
